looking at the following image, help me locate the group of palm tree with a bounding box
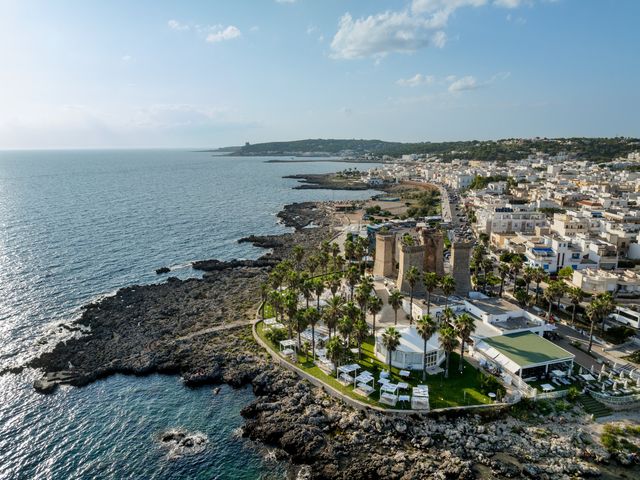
[379,305,476,381]
[402,266,457,321]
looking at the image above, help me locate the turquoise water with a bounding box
[0,150,380,479]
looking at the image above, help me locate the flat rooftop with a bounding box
[467,297,522,316]
[492,316,541,331]
[483,332,574,369]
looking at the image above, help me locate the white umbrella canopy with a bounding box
[636,377,640,388]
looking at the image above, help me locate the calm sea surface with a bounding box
[0,150,380,479]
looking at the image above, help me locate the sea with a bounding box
[0,150,381,480]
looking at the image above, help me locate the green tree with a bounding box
[416,314,437,381]
[544,280,565,322]
[533,267,548,306]
[283,290,299,340]
[326,337,344,375]
[324,295,344,339]
[498,262,510,298]
[558,266,574,282]
[304,307,321,361]
[368,295,384,333]
[405,266,421,324]
[312,278,325,311]
[346,266,360,301]
[439,324,459,379]
[388,290,404,325]
[509,256,524,293]
[422,272,440,315]
[453,313,476,373]
[353,317,369,360]
[381,327,401,373]
[440,275,456,309]
[567,286,586,327]
[292,245,305,270]
[338,315,354,348]
[522,265,536,299]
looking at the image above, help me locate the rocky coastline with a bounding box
[284,173,370,191]
[9,198,640,479]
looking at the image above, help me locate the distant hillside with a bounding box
[227,137,640,162]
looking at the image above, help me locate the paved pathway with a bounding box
[175,319,252,342]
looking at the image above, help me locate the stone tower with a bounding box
[420,228,445,276]
[396,243,425,294]
[373,232,396,278]
[450,240,474,296]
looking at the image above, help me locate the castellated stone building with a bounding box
[373,227,448,294]
[450,240,474,296]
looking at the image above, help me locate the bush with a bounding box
[478,372,506,397]
[566,386,580,402]
[265,327,287,345]
[605,326,635,345]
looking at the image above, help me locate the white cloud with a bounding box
[205,25,242,43]
[396,73,435,87]
[432,30,447,48]
[329,0,546,60]
[168,20,190,31]
[121,55,133,62]
[448,75,478,93]
[330,11,441,59]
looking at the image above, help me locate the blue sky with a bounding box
[0,0,638,148]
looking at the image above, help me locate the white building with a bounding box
[375,326,444,370]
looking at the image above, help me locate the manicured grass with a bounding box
[256,321,490,410]
[262,302,276,319]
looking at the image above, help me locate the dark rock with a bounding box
[156,267,171,274]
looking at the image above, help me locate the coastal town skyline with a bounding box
[2,0,639,149]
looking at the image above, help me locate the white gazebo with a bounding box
[337,363,360,386]
[411,385,430,410]
[379,383,399,406]
[375,326,444,370]
[353,371,375,397]
[279,339,297,357]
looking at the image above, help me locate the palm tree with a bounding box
[292,245,305,270]
[326,273,342,299]
[353,317,369,359]
[381,327,401,373]
[318,251,330,276]
[300,277,313,309]
[344,239,355,263]
[305,255,320,276]
[330,242,340,260]
[294,310,309,349]
[268,290,283,323]
[283,290,299,340]
[441,306,456,326]
[368,295,384,333]
[422,272,440,315]
[498,262,510,298]
[346,266,360,301]
[439,325,459,379]
[596,292,615,334]
[453,313,476,373]
[332,255,346,274]
[326,337,344,375]
[305,307,321,360]
[259,282,270,319]
[324,295,344,339]
[416,314,437,381]
[567,286,585,327]
[312,278,325,311]
[405,266,420,324]
[440,275,456,309]
[544,280,565,323]
[522,265,536,300]
[586,301,598,354]
[337,315,354,347]
[533,267,548,306]
[509,256,524,293]
[482,257,494,294]
[388,290,404,325]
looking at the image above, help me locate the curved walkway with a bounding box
[251,316,510,415]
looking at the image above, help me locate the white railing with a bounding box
[534,389,569,401]
[590,390,640,406]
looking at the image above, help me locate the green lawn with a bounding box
[256,321,490,410]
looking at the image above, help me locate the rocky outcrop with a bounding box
[158,428,208,459]
[241,366,616,479]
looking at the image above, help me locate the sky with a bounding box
[0,0,639,149]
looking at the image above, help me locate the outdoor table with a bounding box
[488,392,496,401]
[397,382,409,390]
[540,383,555,392]
[581,374,596,382]
[399,370,410,378]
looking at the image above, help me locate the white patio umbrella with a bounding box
[590,365,595,374]
[598,370,604,382]
[613,381,618,391]
[601,383,606,392]
[636,377,640,388]
[619,370,625,379]
[624,379,630,389]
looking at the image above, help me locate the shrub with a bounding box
[566,386,580,402]
[265,327,287,345]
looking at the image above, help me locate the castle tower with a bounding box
[373,232,396,278]
[420,229,445,276]
[451,241,474,296]
[396,243,425,294]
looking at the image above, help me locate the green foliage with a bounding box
[537,207,566,216]
[604,325,635,345]
[566,386,580,402]
[477,372,506,397]
[601,424,640,454]
[265,327,287,344]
